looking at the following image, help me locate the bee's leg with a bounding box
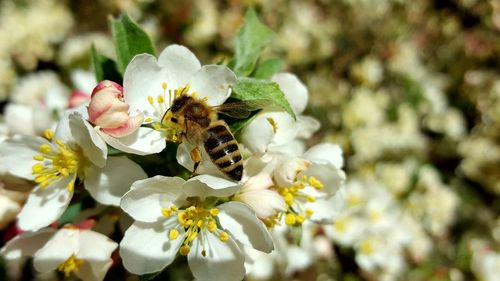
[190,146,202,177]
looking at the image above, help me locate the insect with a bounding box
[161,93,263,181]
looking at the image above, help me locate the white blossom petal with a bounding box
[17,176,74,231]
[157,44,201,88]
[188,231,245,281]
[69,113,107,168]
[5,104,38,136]
[303,143,344,169]
[218,202,274,253]
[77,260,112,281]
[302,162,345,197]
[0,228,56,260]
[296,115,320,139]
[272,73,308,115]
[176,142,222,176]
[0,135,45,180]
[123,54,170,115]
[99,127,165,155]
[77,230,117,262]
[306,191,345,223]
[190,65,235,106]
[120,218,184,274]
[121,176,184,223]
[84,156,147,206]
[33,229,79,273]
[183,175,240,199]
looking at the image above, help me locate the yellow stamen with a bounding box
[169,229,179,240]
[162,82,167,90]
[285,213,296,225]
[219,231,229,242]
[180,245,191,256]
[266,117,278,134]
[44,129,54,140]
[57,255,84,278]
[147,96,154,105]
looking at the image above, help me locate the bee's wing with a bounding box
[213,100,267,119]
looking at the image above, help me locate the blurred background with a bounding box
[0,0,499,280]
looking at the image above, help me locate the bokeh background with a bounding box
[0,0,499,280]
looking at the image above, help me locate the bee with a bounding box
[161,93,262,181]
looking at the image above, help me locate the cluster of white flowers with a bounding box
[0,45,345,281]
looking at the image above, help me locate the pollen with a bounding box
[166,203,230,257]
[285,213,297,225]
[43,129,54,140]
[31,140,82,192]
[157,95,164,104]
[57,255,84,278]
[360,239,375,255]
[162,82,168,90]
[147,96,154,105]
[180,245,191,256]
[308,176,324,189]
[169,229,179,240]
[219,231,229,242]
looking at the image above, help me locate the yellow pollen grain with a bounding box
[147,96,154,105]
[305,208,314,217]
[44,129,54,140]
[178,212,187,225]
[162,82,167,90]
[157,95,164,103]
[208,220,217,232]
[296,214,305,224]
[306,195,316,202]
[57,255,84,278]
[180,245,191,256]
[39,144,52,153]
[169,229,179,240]
[219,231,229,242]
[145,117,153,122]
[285,213,297,225]
[309,177,324,189]
[210,208,219,216]
[32,163,44,173]
[33,155,44,161]
[162,208,173,217]
[284,193,294,206]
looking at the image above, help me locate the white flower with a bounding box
[0,113,147,231]
[5,71,69,136]
[0,227,117,281]
[97,44,236,155]
[119,175,273,281]
[241,73,319,156]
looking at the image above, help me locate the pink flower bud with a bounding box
[88,80,143,138]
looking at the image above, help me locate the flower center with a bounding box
[359,239,375,255]
[270,175,324,226]
[162,204,230,256]
[57,254,84,277]
[31,129,83,192]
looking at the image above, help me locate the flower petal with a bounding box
[0,228,56,260]
[99,127,165,155]
[306,191,345,223]
[69,113,107,168]
[188,231,245,281]
[217,202,274,253]
[120,218,184,274]
[303,143,344,169]
[302,162,345,197]
[77,260,112,281]
[0,135,45,180]
[157,44,201,89]
[77,230,117,262]
[54,106,88,143]
[84,156,147,206]
[17,176,74,231]
[190,65,236,106]
[241,111,298,155]
[5,104,37,135]
[121,176,184,223]
[33,229,79,273]
[183,175,240,199]
[272,73,308,115]
[123,54,170,115]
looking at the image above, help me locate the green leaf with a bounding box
[229,9,274,76]
[231,77,296,119]
[91,46,122,83]
[58,202,82,225]
[253,58,283,79]
[225,110,260,133]
[110,14,156,74]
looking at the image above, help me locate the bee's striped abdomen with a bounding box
[204,122,243,181]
